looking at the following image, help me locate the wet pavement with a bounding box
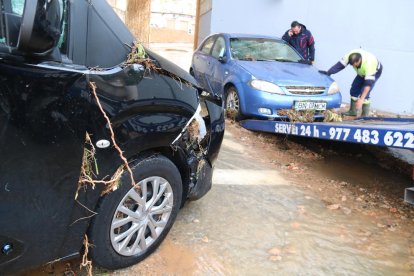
[107,124,414,276]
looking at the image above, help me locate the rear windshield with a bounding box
[230,37,302,62]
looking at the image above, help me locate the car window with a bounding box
[211,36,225,59]
[230,37,302,62]
[11,0,24,15]
[200,36,215,55]
[0,11,3,44]
[0,0,26,45]
[0,0,67,52]
[57,0,68,54]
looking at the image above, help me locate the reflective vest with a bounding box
[340,49,379,80]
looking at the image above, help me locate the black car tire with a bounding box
[225,86,244,121]
[88,155,183,270]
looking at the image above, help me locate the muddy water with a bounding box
[112,128,413,276]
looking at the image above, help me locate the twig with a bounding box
[80,235,93,276]
[89,82,136,188]
[70,200,98,226]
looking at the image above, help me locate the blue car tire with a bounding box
[225,86,244,121]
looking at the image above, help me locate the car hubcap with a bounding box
[110,176,173,256]
[226,90,239,113]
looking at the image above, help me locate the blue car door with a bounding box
[207,36,227,96]
[192,36,216,91]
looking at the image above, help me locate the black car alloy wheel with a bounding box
[88,155,183,270]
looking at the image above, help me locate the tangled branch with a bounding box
[89,82,137,190]
[80,235,93,276]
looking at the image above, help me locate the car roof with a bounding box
[213,33,283,41]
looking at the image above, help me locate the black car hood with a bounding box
[146,48,200,88]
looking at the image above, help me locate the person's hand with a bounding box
[288,30,293,36]
[311,61,315,65]
[356,98,364,110]
[318,70,330,76]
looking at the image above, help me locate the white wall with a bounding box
[200,0,414,115]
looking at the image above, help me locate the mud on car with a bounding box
[0,0,224,274]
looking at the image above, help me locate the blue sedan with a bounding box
[190,33,342,120]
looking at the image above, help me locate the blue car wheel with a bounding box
[225,86,244,121]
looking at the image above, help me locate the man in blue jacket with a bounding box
[282,21,315,63]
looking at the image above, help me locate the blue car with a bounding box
[190,33,342,120]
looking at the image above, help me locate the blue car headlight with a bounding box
[328,81,340,95]
[249,80,284,94]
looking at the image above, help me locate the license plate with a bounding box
[294,101,327,111]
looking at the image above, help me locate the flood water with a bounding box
[112,127,414,276]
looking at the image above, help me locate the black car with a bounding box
[0,0,224,274]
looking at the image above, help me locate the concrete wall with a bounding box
[198,0,414,115]
[197,0,213,46]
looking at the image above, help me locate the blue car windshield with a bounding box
[230,37,302,62]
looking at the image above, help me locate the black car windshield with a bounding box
[230,37,302,62]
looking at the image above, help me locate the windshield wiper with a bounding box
[254,58,294,62]
[273,58,296,63]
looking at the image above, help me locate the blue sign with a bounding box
[241,119,414,150]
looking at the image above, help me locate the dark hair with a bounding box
[291,21,301,28]
[349,53,362,65]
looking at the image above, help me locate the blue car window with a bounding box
[230,37,302,62]
[201,36,215,55]
[211,36,225,59]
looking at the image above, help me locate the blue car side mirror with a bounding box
[218,55,227,63]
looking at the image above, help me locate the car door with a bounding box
[192,35,216,91]
[206,36,227,96]
[0,0,94,273]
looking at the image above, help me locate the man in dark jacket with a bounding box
[282,21,315,63]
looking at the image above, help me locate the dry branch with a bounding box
[80,235,93,276]
[89,82,136,191]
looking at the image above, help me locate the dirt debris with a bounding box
[226,120,414,230]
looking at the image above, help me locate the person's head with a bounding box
[290,21,302,35]
[349,52,362,68]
